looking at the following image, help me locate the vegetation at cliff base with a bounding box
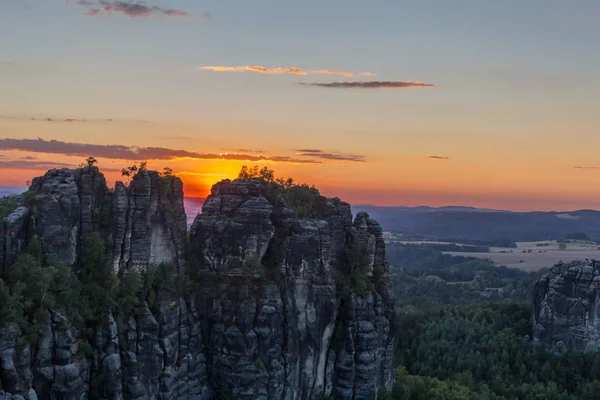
[0,197,18,219]
[0,237,78,342]
[388,302,600,400]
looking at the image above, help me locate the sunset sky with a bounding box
[1,0,600,211]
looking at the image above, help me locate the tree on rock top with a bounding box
[79,156,98,168]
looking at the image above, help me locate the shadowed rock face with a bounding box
[28,166,108,268]
[0,170,395,400]
[0,206,29,275]
[189,179,396,400]
[111,170,187,273]
[533,260,600,352]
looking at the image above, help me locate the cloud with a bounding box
[296,149,366,162]
[0,114,165,125]
[574,166,600,169]
[224,148,265,153]
[0,138,322,164]
[311,70,355,77]
[68,0,196,18]
[86,8,102,16]
[21,156,37,160]
[428,155,451,160]
[299,80,435,89]
[0,160,72,170]
[199,66,377,78]
[200,65,307,75]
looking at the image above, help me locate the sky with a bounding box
[1,0,600,211]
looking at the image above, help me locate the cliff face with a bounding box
[189,179,395,399]
[0,169,395,400]
[111,170,187,273]
[532,260,600,352]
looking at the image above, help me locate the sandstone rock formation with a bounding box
[0,168,395,399]
[533,260,600,352]
[189,179,395,399]
[0,206,29,275]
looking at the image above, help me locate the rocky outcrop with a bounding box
[1,167,206,399]
[111,171,187,273]
[533,260,600,352]
[0,170,395,399]
[189,179,395,399]
[1,206,29,275]
[32,311,89,399]
[27,166,108,268]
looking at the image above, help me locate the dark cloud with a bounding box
[296,149,365,162]
[0,114,165,125]
[428,156,451,160]
[1,114,106,123]
[0,160,72,170]
[0,138,321,164]
[69,0,197,18]
[21,156,37,160]
[574,166,600,169]
[299,81,435,89]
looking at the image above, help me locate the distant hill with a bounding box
[351,205,600,242]
[0,186,27,198]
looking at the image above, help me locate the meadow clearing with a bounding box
[446,240,600,272]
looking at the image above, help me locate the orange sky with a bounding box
[2,1,600,211]
[2,125,600,212]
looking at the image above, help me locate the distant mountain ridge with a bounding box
[351,205,600,242]
[352,204,508,213]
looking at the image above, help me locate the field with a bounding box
[445,241,600,272]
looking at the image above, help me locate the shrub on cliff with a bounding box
[336,240,375,298]
[78,232,116,323]
[237,165,321,218]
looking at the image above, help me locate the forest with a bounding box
[386,243,545,313]
[383,244,600,399]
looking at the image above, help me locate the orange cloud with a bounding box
[199,66,378,78]
[310,69,355,77]
[200,65,308,75]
